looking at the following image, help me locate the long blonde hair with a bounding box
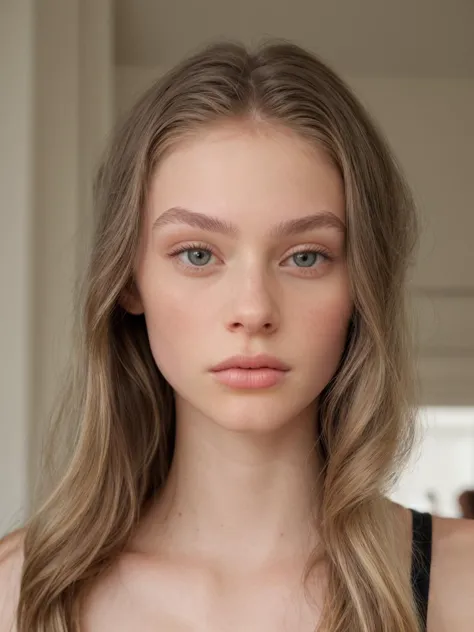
[18,40,421,631]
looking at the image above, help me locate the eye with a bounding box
[284,248,331,269]
[182,248,213,267]
[168,243,216,269]
[290,251,322,267]
[167,243,333,275]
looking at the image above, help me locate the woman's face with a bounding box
[129,122,352,433]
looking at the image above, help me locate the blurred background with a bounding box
[1,0,473,536]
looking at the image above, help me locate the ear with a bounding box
[119,280,144,315]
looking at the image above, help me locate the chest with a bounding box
[80,558,324,632]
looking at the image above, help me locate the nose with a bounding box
[225,270,280,336]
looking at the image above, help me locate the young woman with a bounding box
[1,40,473,632]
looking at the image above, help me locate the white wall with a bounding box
[391,407,474,517]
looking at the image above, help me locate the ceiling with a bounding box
[115,0,474,76]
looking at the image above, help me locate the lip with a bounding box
[211,368,286,389]
[210,354,290,372]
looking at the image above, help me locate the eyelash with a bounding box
[167,241,333,276]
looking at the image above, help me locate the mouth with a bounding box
[210,354,290,372]
[209,354,290,389]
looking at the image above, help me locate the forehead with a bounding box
[147,122,345,229]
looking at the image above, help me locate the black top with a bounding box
[410,509,433,629]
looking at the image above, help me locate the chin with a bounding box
[208,396,314,435]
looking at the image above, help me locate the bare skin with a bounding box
[1,123,473,630]
[2,508,474,631]
[79,506,474,632]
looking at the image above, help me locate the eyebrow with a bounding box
[152,206,345,237]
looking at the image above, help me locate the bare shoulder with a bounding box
[428,515,474,632]
[0,529,25,632]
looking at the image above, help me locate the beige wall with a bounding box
[116,66,474,406]
[31,1,114,493]
[0,1,34,534]
[351,78,474,406]
[0,1,113,535]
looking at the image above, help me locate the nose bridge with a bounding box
[227,258,280,333]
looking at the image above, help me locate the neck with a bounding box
[136,400,322,571]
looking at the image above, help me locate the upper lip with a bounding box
[210,354,290,372]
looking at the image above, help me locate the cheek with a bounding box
[298,289,353,359]
[141,283,213,373]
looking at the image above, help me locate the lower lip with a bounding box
[211,368,287,389]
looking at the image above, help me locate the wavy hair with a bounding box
[18,40,421,631]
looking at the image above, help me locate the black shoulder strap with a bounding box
[410,509,433,629]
